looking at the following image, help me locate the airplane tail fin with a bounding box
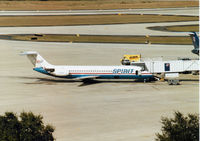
[189,32,199,49]
[20,51,52,68]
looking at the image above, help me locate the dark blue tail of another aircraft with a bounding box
[189,32,199,55]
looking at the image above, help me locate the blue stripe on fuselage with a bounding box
[33,67,49,75]
[65,74,153,79]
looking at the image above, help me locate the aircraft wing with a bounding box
[73,75,99,80]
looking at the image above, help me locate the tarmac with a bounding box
[0,7,199,141]
[0,21,198,36]
[0,7,198,16]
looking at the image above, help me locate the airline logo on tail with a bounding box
[36,59,43,64]
[193,36,195,42]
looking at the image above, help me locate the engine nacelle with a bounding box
[46,67,69,76]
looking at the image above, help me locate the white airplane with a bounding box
[21,51,154,82]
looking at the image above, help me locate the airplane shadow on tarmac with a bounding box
[8,76,199,87]
[15,76,157,87]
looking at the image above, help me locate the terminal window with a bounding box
[164,63,170,71]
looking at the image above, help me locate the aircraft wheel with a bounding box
[168,79,180,85]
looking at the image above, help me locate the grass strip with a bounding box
[147,24,199,32]
[0,1,198,11]
[7,34,193,45]
[0,14,198,27]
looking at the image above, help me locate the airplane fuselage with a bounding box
[33,65,153,80]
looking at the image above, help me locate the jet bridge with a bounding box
[131,59,199,85]
[139,60,199,73]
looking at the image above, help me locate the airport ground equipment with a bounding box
[165,73,180,85]
[120,54,141,65]
[167,79,180,85]
[131,59,199,85]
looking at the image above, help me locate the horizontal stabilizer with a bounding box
[20,51,52,68]
[20,51,38,55]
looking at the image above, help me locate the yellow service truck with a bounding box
[120,54,141,65]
